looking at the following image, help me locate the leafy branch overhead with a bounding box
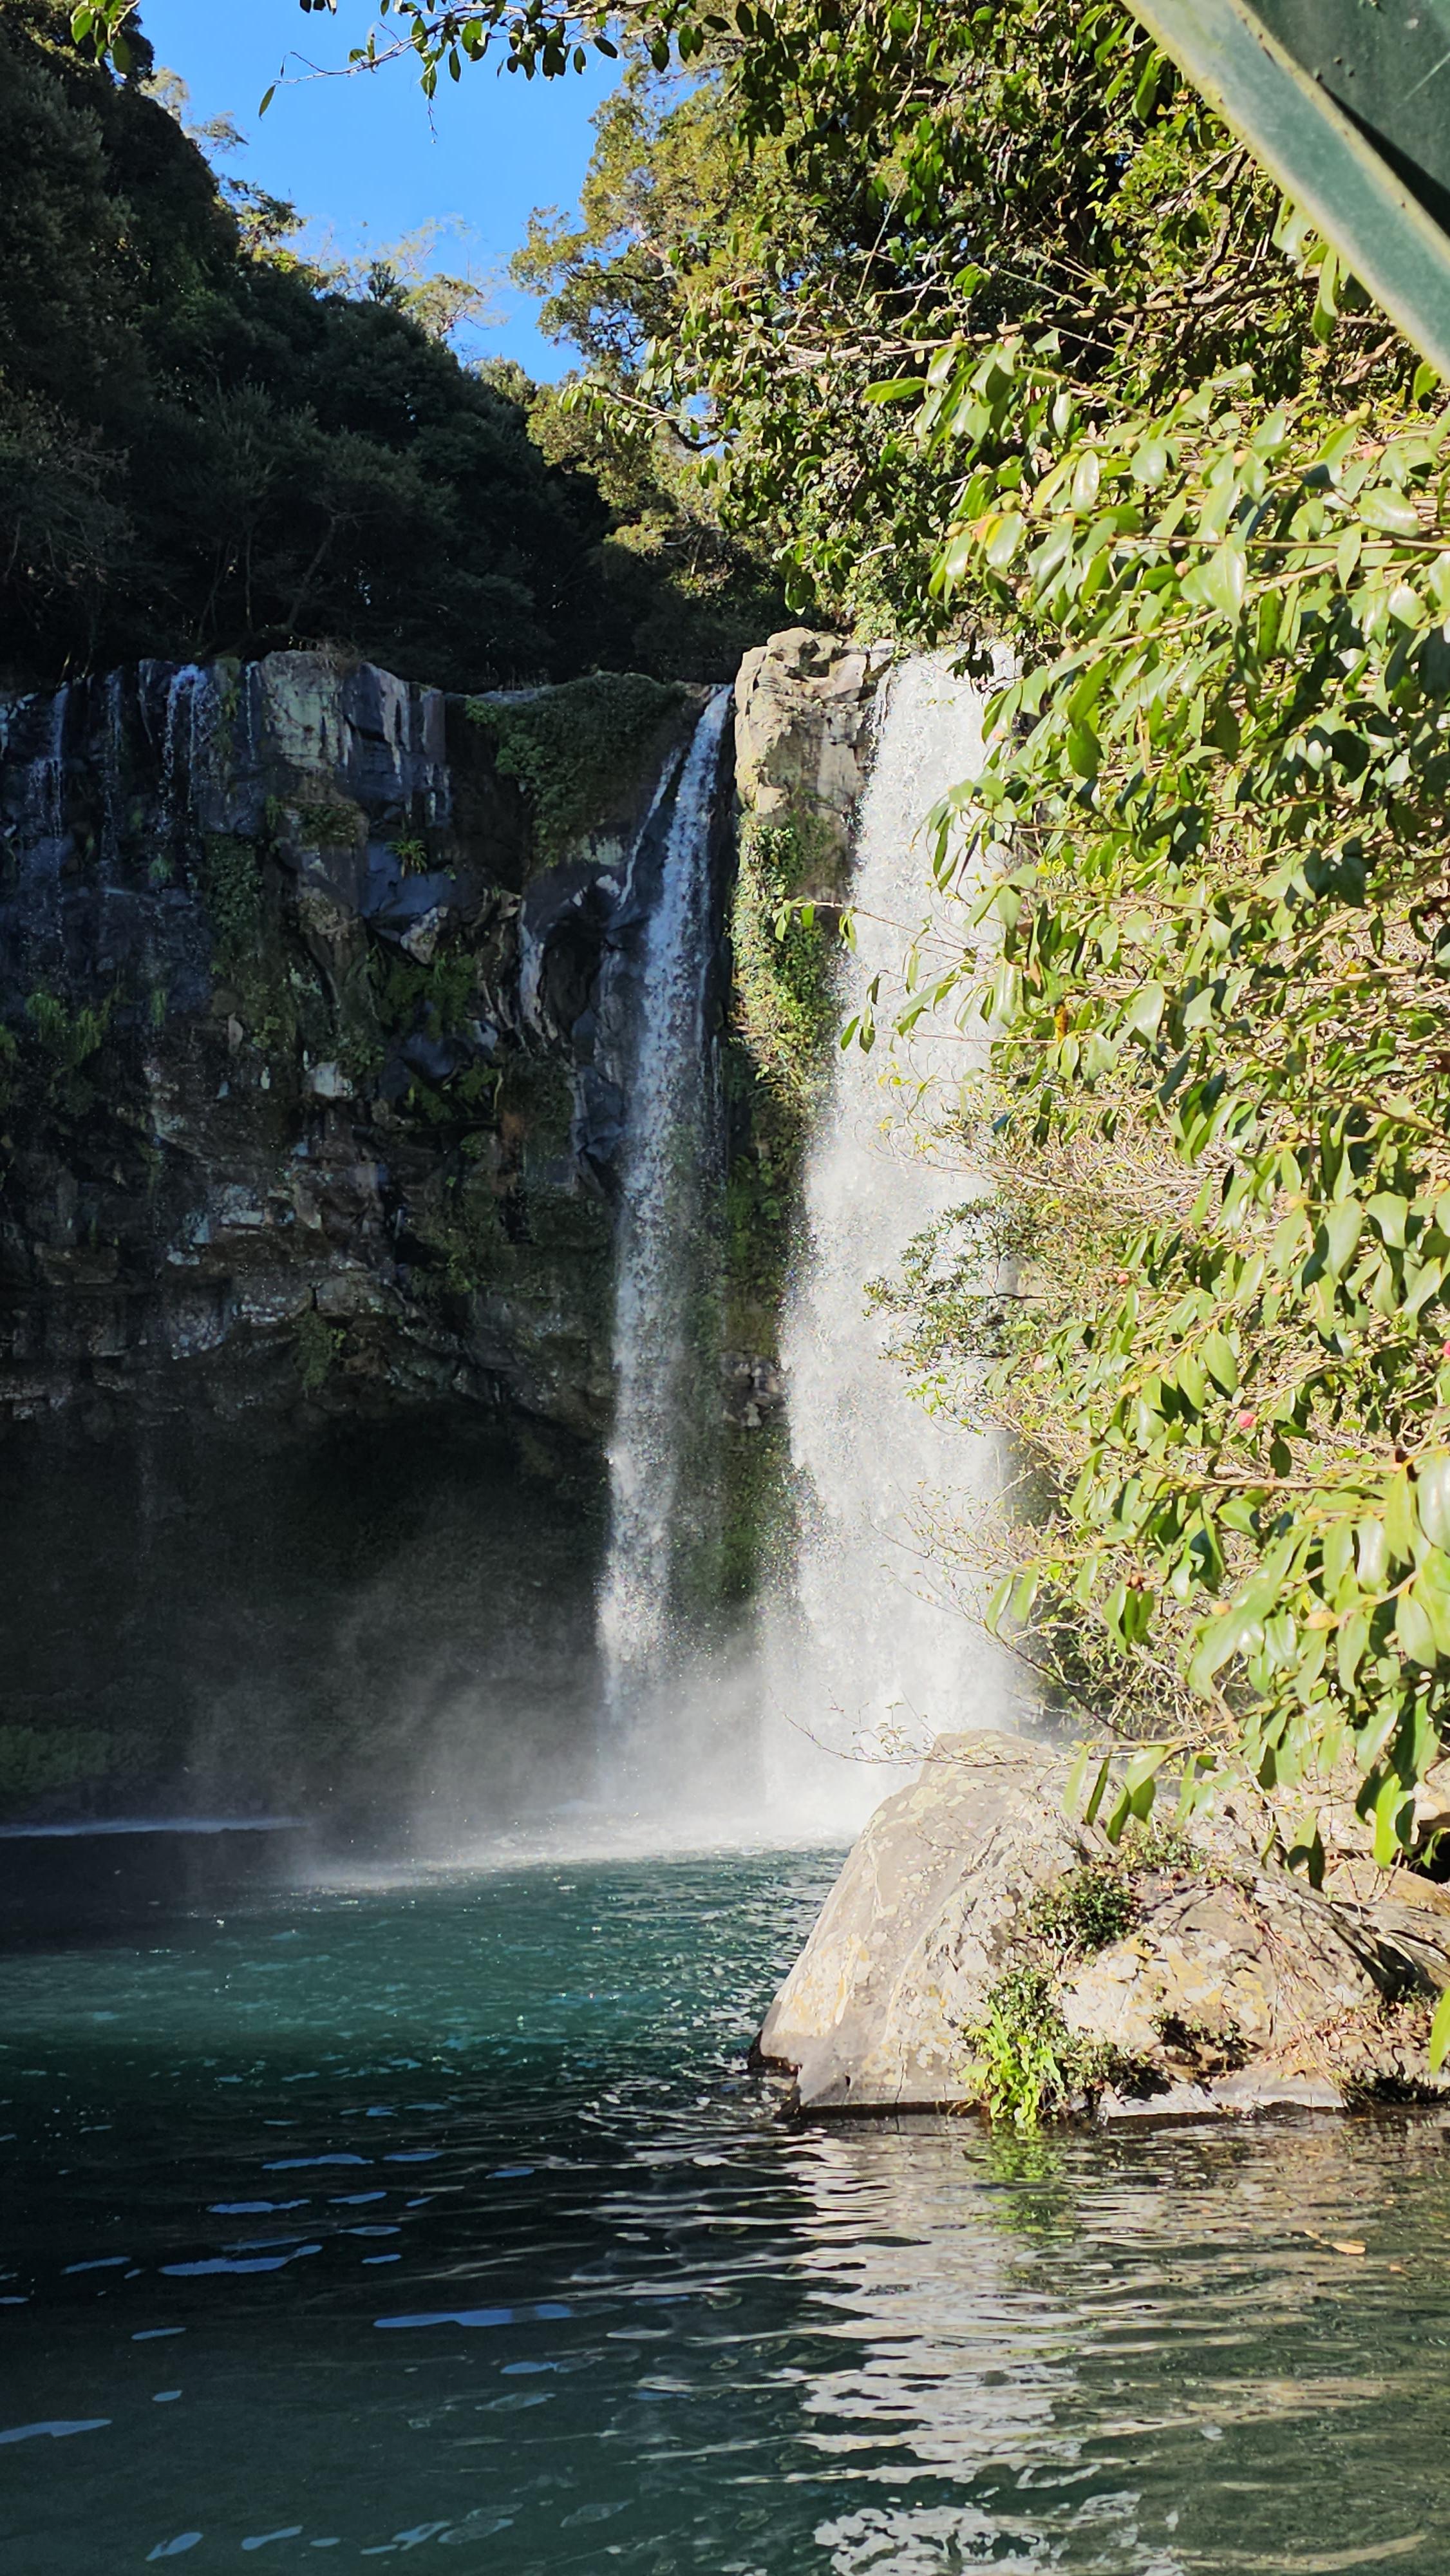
[897,290,1450,1855]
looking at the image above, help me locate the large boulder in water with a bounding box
[756,1730,1450,2118]
[757,1736,1085,2110]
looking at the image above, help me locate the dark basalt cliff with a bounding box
[0,653,707,1451]
[0,652,715,1826]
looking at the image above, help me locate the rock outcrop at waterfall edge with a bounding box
[719,629,892,1586]
[733,628,893,870]
[755,1732,1450,2117]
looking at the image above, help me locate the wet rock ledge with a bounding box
[756,1733,1450,2120]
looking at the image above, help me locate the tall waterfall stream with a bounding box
[767,652,1021,1825]
[596,687,732,1757]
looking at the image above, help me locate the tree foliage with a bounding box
[1,0,775,687]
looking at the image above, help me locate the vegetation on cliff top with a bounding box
[0,0,782,690]
[467,672,688,864]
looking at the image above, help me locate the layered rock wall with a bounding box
[0,652,710,1821]
[0,655,701,1448]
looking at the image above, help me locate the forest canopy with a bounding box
[0,0,781,688]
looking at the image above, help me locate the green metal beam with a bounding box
[1255,1,1450,238]
[1129,0,1450,375]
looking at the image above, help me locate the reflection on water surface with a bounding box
[1,1852,1446,2571]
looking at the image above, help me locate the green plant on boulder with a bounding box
[963,1828,1201,2127]
[965,1966,1088,2132]
[1026,1855,1139,1960]
[467,674,688,867]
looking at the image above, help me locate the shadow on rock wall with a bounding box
[0,1412,603,1839]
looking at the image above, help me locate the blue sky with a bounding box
[138,0,618,377]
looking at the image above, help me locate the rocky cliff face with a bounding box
[0,628,879,1826]
[0,654,704,1450]
[0,651,711,1823]
[733,626,891,876]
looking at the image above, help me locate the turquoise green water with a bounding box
[2,1851,1449,2571]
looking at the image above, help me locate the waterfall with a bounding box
[766,651,1023,1829]
[597,688,733,1757]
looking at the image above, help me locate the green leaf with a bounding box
[985,512,1025,569]
[1397,1587,1438,1667]
[1323,1201,1362,1276]
[1430,1986,1450,2074]
[1064,1742,1096,1819]
[1082,1755,1111,1826]
[1123,981,1165,1039]
[1358,489,1422,536]
[1386,1470,1419,1567]
[1312,246,1340,341]
[1071,450,1100,511]
[1356,1518,1389,1590]
[1337,1607,1370,1691]
[1415,1453,1450,1551]
[1201,1330,1238,1394]
[1286,1812,1326,1888]
[1203,544,1247,621]
[1372,1772,1410,1868]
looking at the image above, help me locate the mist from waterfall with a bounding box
[762,650,1025,1833]
[596,688,733,1767]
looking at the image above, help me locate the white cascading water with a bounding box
[764,650,1025,1830]
[597,687,733,1752]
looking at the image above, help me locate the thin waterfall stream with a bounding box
[597,686,732,1759]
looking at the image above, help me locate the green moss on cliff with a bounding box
[197,831,299,1060]
[198,834,265,972]
[731,813,840,1115]
[294,1305,344,1394]
[467,674,688,866]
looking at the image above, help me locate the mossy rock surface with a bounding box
[467,674,692,871]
